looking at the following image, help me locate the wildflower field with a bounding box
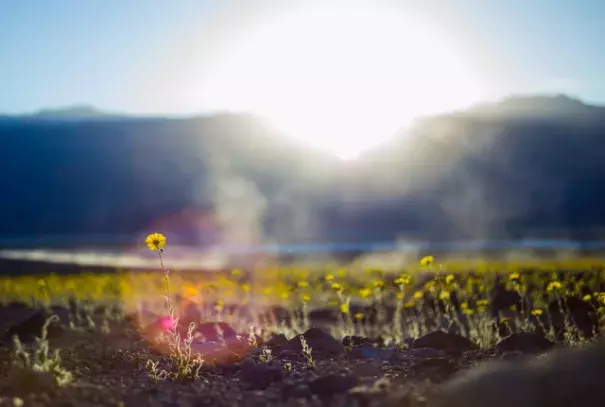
[1,235,605,406]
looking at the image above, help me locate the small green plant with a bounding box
[5,315,72,393]
[145,233,205,381]
[299,335,314,369]
[258,346,274,363]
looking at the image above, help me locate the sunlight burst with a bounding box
[203,6,486,158]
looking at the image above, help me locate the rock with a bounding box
[277,350,304,361]
[240,356,256,371]
[342,335,377,347]
[411,357,458,382]
[4,309,65,343]
[240,364,283,390]
[411,331,476,352]
[266,333,288,349]
[352,361,383,378]
[429,340,605,407]
[496,332,555,354]
[349,345,396,361]
[282,383,312,401]
[282,328,344,356]
[402,348,448,359]
[3,366,63,395]
[308,374,359,398]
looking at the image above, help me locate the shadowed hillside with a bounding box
[2,95,605,249]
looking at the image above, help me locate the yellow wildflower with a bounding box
[325,274,334,281]
[359,288,372,299]
[302,295,311,303]
[583,294,592,302]
[547,281,562,293]
[439,291,451,300]
[531,308,543,316]
[145,233,166,251]
[354,312,364,321]
[331,282,344,293]
[298,280,309,288]
[340,303,350,314]
[420,255,434,266]
[413,291,424,300]
[476,299,489,308]
[241,283,251,293]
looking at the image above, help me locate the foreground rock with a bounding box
[2,308,65,344]
[240,363,283,390]
[428,340,605,407]
[308,374,359,398]
[496,332,555,354]
[411,331,477,352]
[281,328,344,356]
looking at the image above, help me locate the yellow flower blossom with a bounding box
[531,308,543,316]
[354,312,364,320]
[145,233,166,251]
[547,281,562,293]
[340,303,350,314]
[413,291,424,300]
[359,288,372,299]
[420,255,434,266]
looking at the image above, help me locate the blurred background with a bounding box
[1,0,605,272]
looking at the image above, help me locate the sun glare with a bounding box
[202,6,486,159]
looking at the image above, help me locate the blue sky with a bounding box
[1,0,605,115]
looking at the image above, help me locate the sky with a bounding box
[1,0,605,116]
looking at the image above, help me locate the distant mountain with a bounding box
[1,94,604,248]
[455,94,601,120]
[2,105,124,122]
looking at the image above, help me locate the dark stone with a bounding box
[266,333,288,349]
[411,357,458,382]
[348,345,396,361]
[496,332,555,353]
[282,328,344,356]
[240,364,283,390]
[342,335,377,347]
[352,361,383,378]
[4,309,65,343]
[282,383,312,401]
[411,331,476,352]
[309,374,359,398]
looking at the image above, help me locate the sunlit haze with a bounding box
[201,6,486,159]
